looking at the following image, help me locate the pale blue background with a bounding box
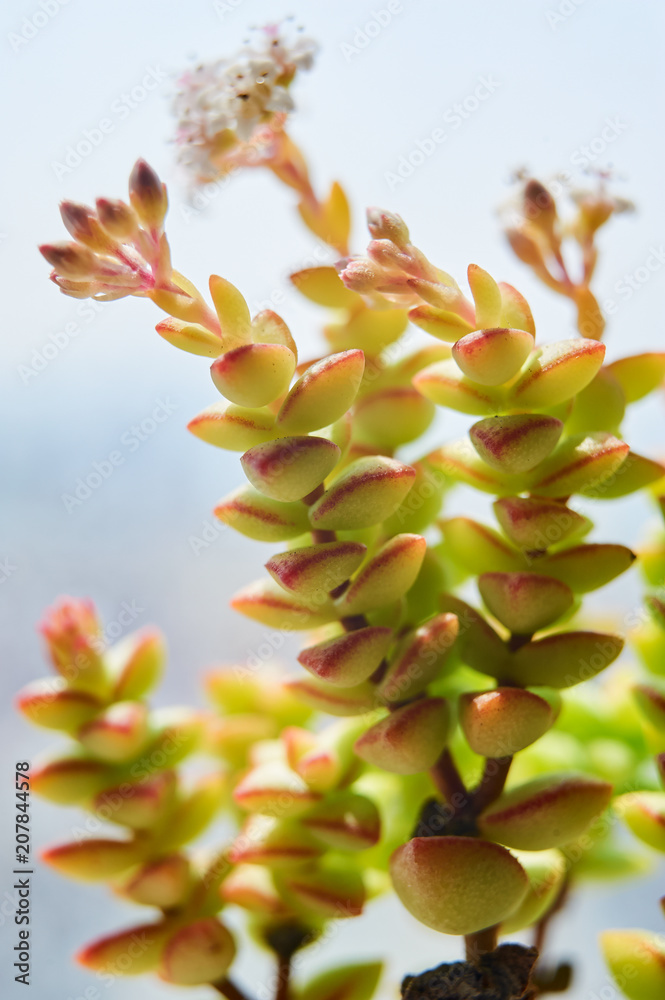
[1,0,664,997]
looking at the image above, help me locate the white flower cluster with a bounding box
[173,23,317,180]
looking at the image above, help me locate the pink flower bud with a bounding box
[366,207,410,246]
[38,597,107,694]
[39,241,101,279]
[95,197,139,239]
[128,159,168,229]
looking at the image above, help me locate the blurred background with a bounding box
[1,0,664,996]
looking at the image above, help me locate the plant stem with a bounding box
[430,747,467,803]
[212,977,255,1000]
[275,954,291,1000]
[471,756,512,814]
[464,924,498,962]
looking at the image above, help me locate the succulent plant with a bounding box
[21,20,665,1000]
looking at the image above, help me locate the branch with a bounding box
[471,755,512,814]
[213,977,255,1000]
[275,954,292,1000]
[430,747,468,802]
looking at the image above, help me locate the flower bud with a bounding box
[479,572,573,633]
[128,159,168,229]
[267,541,366,603]
[408,304,473,343]
[285,677,377,716]
[231,579,335,630]
[241,436,341,503]
[221,865,288,915]
[500,849,566,933]
[353,387,435,447]
[601,929,665,1000]
[459,687,559,757]
[539,543,635,593]
[478,773,613,850]
[302,792,381,850]
[470,414,562,474]
[441,517,524,573]
[229,815,324,867]
[16,680,101,731]
[509,339,605,409]
[606,351,665,403]
[298,626,391,687]
[59,201,111,251]
[274,862,365,918]
[120,855,191,908]
[211,342,296,407]
[493,497,587,552]
[505,227,547,269]
[531,432,629,497]
[390,836,528,935]
[616,792,665,852]
[277,350,365,433]
[355,698,450,774]
[367,207,410,246]
[77,921,170,975]
[39,241,101,279]
[43,837,143,880]
[233,760,322,817]
[497,282,536,335]
[95,197,139,240]
[39,597,107,694]
[188,402,276,451]
[109,628,165,701]
[78,701,149,763]
[505,631,623,688]
[309,456,416,531]
[207,274,252,349]
[453,327,534,387]
[413,359,504,415]
[159,918,235,986]
[155,317,223,358]
[337,257,383,294]
[214,485,310,541]
[379,613,459,704]
[337,534,427,615]
[291,266,359,308]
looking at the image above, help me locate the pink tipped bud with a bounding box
[43,837,143,880]
[77,921,170,975]
[59,201,110,250]
[366,207,410,246]
[337,257,383,294]
[128,159,168,229]
[39,242,100,279]
[96,197,139,239]
[38,597,107,694]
